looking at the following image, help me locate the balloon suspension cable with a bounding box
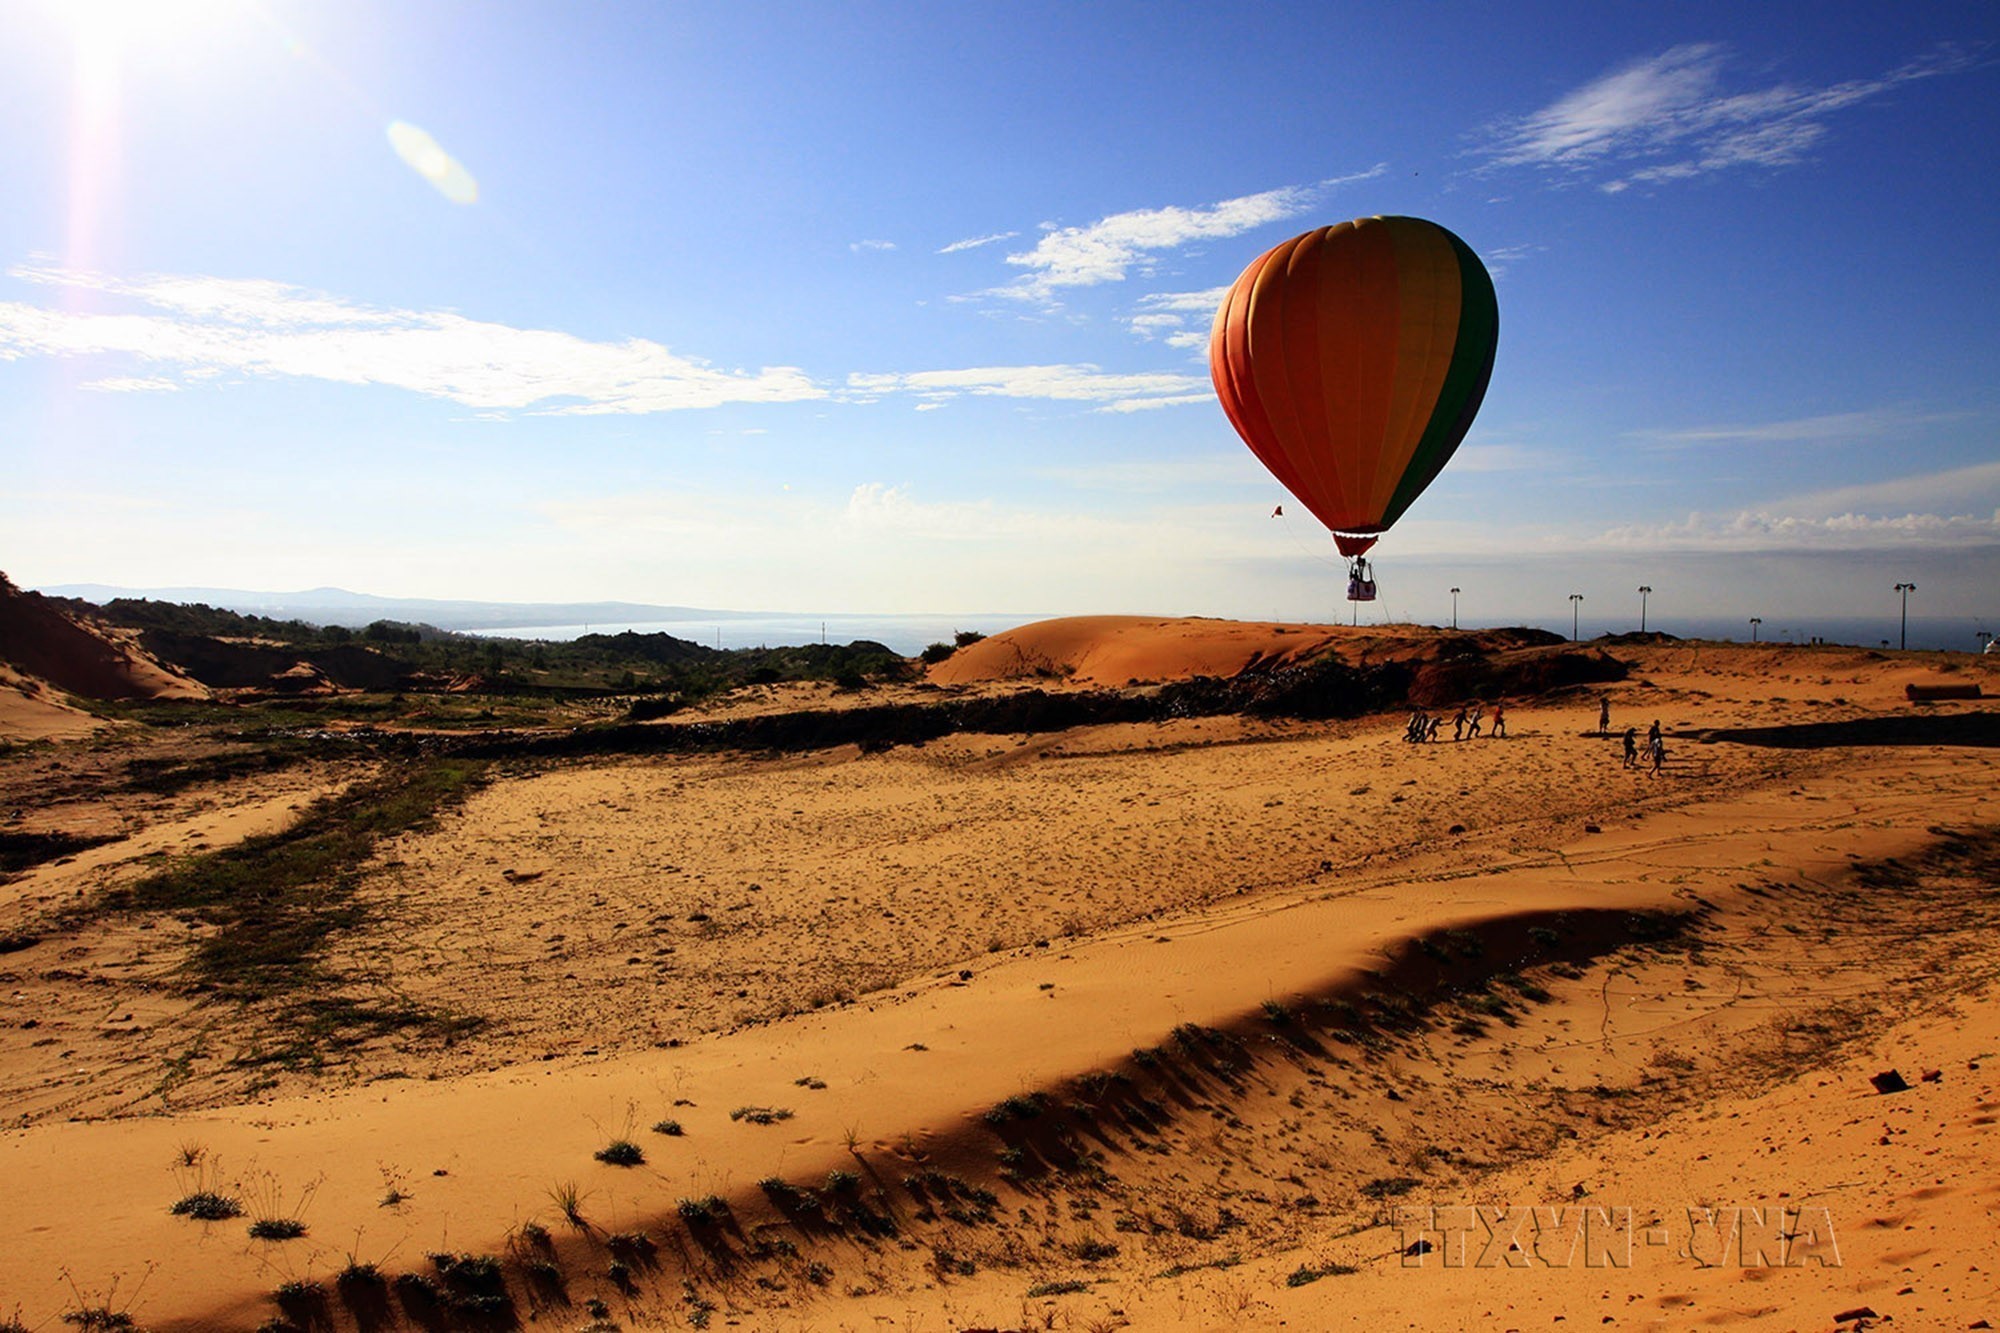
[1273,507,1345,570]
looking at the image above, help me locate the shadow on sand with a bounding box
[1702,711,2000,750]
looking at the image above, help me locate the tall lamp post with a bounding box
[1749,616,1762,643]
[1569,593,1583,642]
[1450,586,1461,630]
[1638,585,1653,633]
[1894,582,1916,650]
[1979,630,1993,653]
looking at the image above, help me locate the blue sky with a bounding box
[3,0,1996,630]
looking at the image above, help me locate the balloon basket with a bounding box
[1345,556,1377,603]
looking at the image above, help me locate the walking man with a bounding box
[1491,701,1506,738]
[1598,696,1611,736]
[1622,726,1638,768]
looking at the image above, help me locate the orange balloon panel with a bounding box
[1210,217,1497,556]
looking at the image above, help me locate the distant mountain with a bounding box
[36,584,770,632]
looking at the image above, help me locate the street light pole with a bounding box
[1569,593,1583,642]
[1894,582,1916,650]
[1749,616,1762,643]
[1638,585,1653,633]
[1450,586,1460,630]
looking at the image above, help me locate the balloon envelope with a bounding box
[1209,216,1497,556]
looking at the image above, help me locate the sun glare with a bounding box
[45,0,245,50]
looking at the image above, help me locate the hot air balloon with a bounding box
[1209,216,1497,605]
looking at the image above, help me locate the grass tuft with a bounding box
[594,1138,645,1166]
[729,1105,793,1125]
[170,1190,242,1221]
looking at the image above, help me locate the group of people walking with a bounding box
[1404,700,1506,743]
[1395,694,1667,775]
[1598,696,1667,774]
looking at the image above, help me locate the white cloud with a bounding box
[993,168,1385,302]
[1628,407,1963,447]
[1448,442,1554,473]
[1034,454,1261,491]
[541,482,1281,575]
[1479,243,1538,278]
[1769,459,2000,521]
[1583,508,2000,553]
[79,375,179,393]
[850,239,897,253]
[0,264,824,415]
[1094,393,1213,414]
[1133,286,1233,315]
[1568,459,2000,553]
[1482,43,1976,191]
[1122,285,1231,343]
[1126,314,1184,338]
[936,231,1018,254]
[845,363,1206,409]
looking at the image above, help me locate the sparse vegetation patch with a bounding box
[169,1190,242,1221]
[730,1105,793,1125]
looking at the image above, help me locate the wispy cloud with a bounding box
[0,263,823,414]
[79,375,180,393]
[541,482,1278,566]
[850,239,897,253]
[1133,288,1234,314]
[1123,285,1230,344]
[1482,43,1977,192]
[1585,507,2000,552]
[936,231,1018,255]
[1627,407,1963,447]
[1033,454,1260,491]
[846,363,1207,412]
[992,168,1385,302]
[1771,458,2000,521]
[1448,442,1556,473]
[1094,393,1213,414]
[1479,243,1539,279]
[1578,459,2000,552]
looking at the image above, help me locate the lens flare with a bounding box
[387,120,478,205]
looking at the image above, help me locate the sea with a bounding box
[466,612,1995,657]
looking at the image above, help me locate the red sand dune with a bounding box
[0,575,206,704]
[928,613,1558,687]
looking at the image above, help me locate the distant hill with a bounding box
[36,584,768,633]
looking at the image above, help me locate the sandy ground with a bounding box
[0,665,109,743]
[2,623,1997,1330]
